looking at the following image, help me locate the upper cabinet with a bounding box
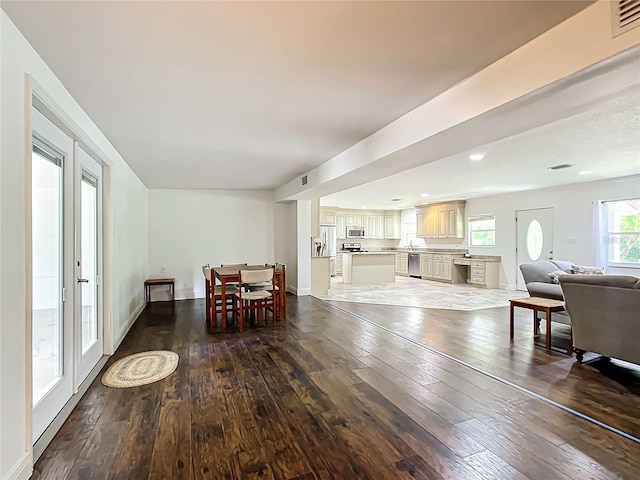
[322,208,400,239]
[384,211,401,239]
[336,214,346,238]
[320,209,336,226]
[416,201,466,240]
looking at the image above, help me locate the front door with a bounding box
[516,208,554,291]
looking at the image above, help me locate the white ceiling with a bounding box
[2,0,595,190]
[321,91,640,210]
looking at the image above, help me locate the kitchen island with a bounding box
[342,252,395,285]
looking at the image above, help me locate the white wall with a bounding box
[274,202,297,293]
[295,200,312,295]
[1,12,148,479]
[466,176,640,289]
[147,189,278,300]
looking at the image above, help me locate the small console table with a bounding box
[144,278,175,304]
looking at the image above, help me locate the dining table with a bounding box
[213,264,286,329]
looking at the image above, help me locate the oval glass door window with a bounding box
[526,220,544,261]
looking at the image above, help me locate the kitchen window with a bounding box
[469,215,496,246]
[602,198,640,265]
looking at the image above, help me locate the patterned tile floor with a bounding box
[317,275,530,310]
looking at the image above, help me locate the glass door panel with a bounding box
[75,146,103,384]
[31,147,63,405]
[31,106,75,443]
[80,174,98,354]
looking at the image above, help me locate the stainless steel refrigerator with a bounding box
[320,225,336,276]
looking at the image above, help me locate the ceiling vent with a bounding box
[301,175,308,186]
[548,163,575,170]
[612,0,640,37]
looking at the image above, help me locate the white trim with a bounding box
[113,300,145,351]
[5,452,31,480]
[291,287,311,297]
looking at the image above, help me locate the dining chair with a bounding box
[275,263,286,320]
[234,267,276,332]
[202,264,238,328]
[248,263,286,321]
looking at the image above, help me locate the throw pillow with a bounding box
[548,270,568,284]
[571,264,605,275]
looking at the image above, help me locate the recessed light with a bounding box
[469,153,485,161]
[362,205,368,209]
[421,193,430,197]
[579,170,593,175]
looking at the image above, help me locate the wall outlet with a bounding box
[161,265,167,273]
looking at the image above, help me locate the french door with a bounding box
[31,108,104,442]
[516,207,554,290]
[75,147,104,384]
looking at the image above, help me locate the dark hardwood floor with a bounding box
[32,296,640,479]
[328,300,640,441]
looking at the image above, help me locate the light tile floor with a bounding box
[317,275,530,310]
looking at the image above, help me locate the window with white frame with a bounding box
[469,215,496,246]
[603,198,640,265]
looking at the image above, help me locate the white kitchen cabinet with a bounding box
[336,214,346,239]
[470,260,500,288]
[442,258,452,279]
[424,209,437,238]
[395,252,408,276]
[376,215,385,239]
[415,201,466,240]
[432,254,453,280]
[320,209,336,226]
[346,214,364,226]
[416,210,425,238]
[384,212,401,239]
[335,253,343,275]
[438,202,465,239]
[364,215,376,238]
[420,253,433,277]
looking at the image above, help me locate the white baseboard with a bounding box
[5,452,31,480]
[113,300,145,351]
[295,288,311,296]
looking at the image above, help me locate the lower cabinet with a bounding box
[470,260,500,288]
[420,254,433,277]
[395,252,408,276]
[432,254,453,281]
[335,253,343,275]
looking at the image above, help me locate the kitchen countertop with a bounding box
[341,251,395,255]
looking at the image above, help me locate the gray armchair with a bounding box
[559,275,640,364]
[519,260,573,300]
[519,260,573,327]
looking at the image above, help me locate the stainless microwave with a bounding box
[346,227,365,238]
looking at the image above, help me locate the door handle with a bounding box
[77,278,89,283]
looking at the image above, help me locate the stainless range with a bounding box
[342,242,367,253]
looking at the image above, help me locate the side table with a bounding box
[509,296,568,351]
[145,278,175,304]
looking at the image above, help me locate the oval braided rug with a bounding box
[101,350,179,388]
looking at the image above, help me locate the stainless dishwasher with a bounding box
[408,253,421,278]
